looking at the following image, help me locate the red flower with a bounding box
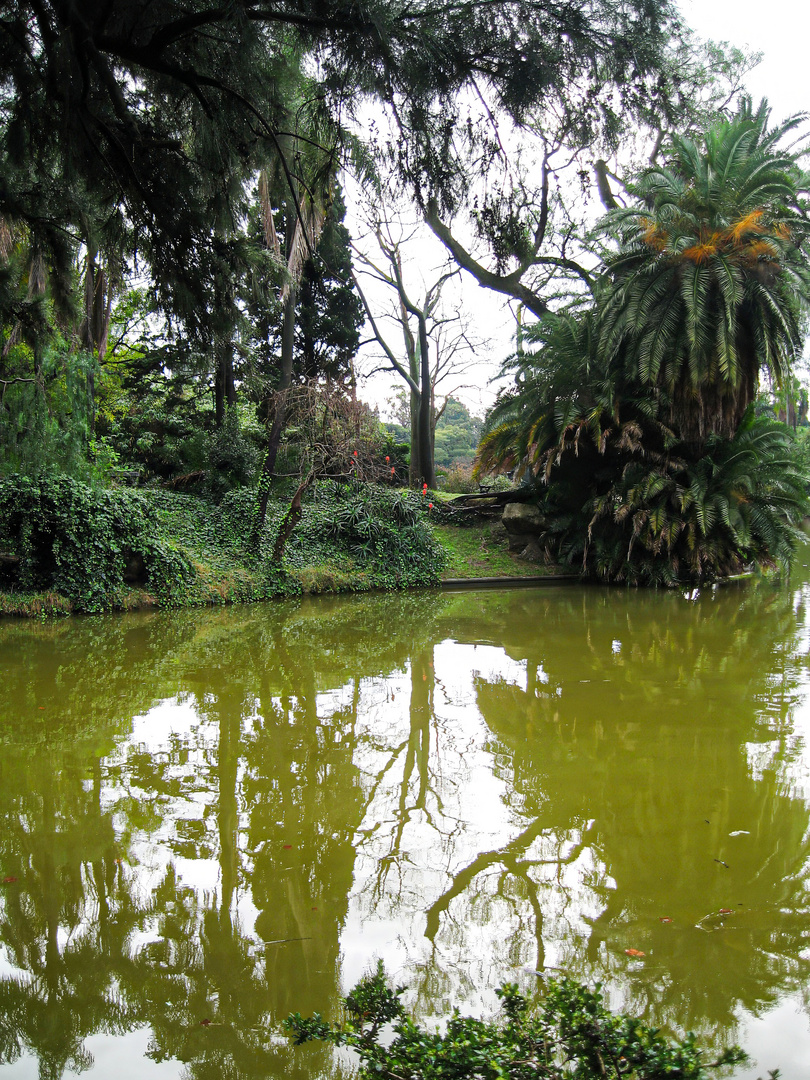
[391,467,395,475]
[385,456,390,463]
[428,502,433,509]
[353,450,358,457]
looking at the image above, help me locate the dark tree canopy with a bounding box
[1,0,681,330]
[294,191,364,384]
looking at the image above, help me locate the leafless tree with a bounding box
[258,380,393,561]
[351,211,487,487]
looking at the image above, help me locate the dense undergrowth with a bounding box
[0,474,448,616]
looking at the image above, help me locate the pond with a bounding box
[1,561,810,1079]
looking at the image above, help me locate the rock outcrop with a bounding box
[501,502,546,560]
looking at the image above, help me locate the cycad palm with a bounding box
[476,308,617,481]
[602,99,810,448]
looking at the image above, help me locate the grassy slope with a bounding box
[433,520,564,580]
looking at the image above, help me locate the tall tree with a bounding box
[600,99,810,448]
[352,216,482,487]
[1,1,683,332]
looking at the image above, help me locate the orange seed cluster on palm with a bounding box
[643,206,789,266]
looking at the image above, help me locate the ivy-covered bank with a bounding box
[0,474,450,616]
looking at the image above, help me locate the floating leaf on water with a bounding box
[624,948,645,957]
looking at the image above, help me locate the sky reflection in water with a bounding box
[1,564,810,1078]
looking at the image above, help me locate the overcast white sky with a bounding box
[684,0,810,123]
[357,0,810,421]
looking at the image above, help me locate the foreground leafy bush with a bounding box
[0,474,194,611]
[285,964,751,1080]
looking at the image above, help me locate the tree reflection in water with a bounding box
[437,581,810,1037]
[0,573,809,1077]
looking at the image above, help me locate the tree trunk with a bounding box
[254,285,297,542]
[214,365,225,427]
[81,243,98,436]
[403,306,421,486]
[417,317,436,488]
[214,336,236,428]
[81,243,115,437]
[300,272,316,379]
[409,385,421,486]
[272,472,312,564]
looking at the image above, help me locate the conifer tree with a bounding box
[1,1,682,326]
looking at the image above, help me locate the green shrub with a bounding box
[285,964,750,1080]
[178,409,260,495]
[288,480,447,589]
[439,460,478,493]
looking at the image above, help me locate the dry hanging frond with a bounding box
[0,217,13,262]
[681,240,718,263]
[728,209,764,244]
[640,218,668,251]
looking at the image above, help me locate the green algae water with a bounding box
[2,561,810,1079]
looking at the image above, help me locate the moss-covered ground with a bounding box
[432,519,564,580]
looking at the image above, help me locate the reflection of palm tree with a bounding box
[445,579,810,1038]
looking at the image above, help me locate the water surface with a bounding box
[2,565,810,1078]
